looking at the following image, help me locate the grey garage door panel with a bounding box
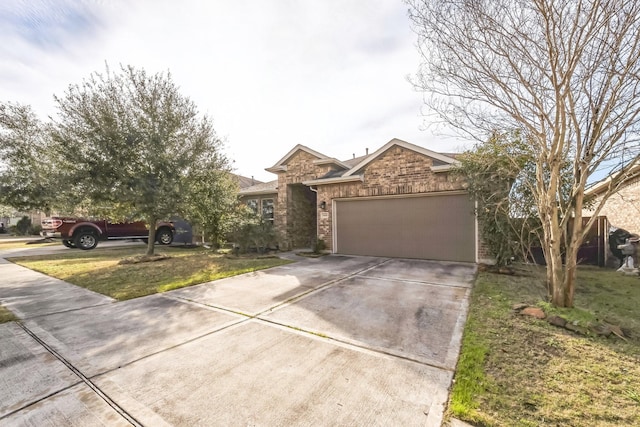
[335,194,476,262]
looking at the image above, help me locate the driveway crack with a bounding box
[14,322,142,427]
[255,257,393,317]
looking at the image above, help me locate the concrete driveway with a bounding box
[0,252,476,426]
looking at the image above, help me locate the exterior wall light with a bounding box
[320,201,327,210]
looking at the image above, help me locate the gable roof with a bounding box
[585,160,640,197]
[312,157,351,169]
[297,138,459,186]
[231,173,262,189]
[342,154,371,168]
[239,179,278,196]
[265,144,333,173]
[343,138,459,177]
[261,138,460,186]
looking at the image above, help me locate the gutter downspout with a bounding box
[308,186,319,245]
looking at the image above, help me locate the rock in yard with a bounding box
[588,322,627,340]
[565,322,589,335]
[512,303,529,312]
[521,307,546,319]
[547,315,567,328]
[589,323,612,337]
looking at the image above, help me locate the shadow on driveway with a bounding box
[0,254,476,426]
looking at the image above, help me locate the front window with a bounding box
[262,199,274,223]
[246,199,258,214]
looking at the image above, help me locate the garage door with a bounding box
[334,193,476,262]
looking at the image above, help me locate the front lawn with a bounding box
[0,240,58,250]
[449,265,640,426]
[10,246,291,301]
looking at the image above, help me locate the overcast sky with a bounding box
[1,0,470,182]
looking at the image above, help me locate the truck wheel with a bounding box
[74,231,98,250]
[156,228,173,245]
[62,239,76,249]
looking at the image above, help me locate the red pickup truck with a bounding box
[41,217,175,250]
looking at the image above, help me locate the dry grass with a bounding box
[0,240,58,250]
[0,305,17,323]
[10,246,291,301]
[449,265,640,426]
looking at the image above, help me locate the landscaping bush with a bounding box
[228,206,277,254]
[314,238,326,254]
[238,220,277,254]
[15,216,31,235]
[29,224,42,236]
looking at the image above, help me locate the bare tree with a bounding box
[408,0,640,307]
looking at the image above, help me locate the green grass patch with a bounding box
[447,317,489,421]
[10,246,292,300]
[0,305,17,323]
[448,265,640,426]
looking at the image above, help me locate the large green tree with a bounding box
[408,0,640,307]
[0,102,59,214]
[53,65,233,255]
[183,168,238,247]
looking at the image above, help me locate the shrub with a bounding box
[228,206,277,254]
[16,216,31,235]
[29,224,42,236]
[314,238,326,254]
[238,220,277,254]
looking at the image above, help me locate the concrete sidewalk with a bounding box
[0,253,476,426]
[0,239,143,259]
[0,259,114,319]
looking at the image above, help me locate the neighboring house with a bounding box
[6,211,46,230]
[584,163,640,235]
[232,174,262,190]
[240,138,484,263]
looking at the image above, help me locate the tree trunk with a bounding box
[561,199,586,308]
[146,217,157,256]
[547,237,567,307]
[562,255,577,308]
[540,153,576,307]
[546,211,585,308]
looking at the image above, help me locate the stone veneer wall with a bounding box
[585,175,640,234]
[316,146,472,252]
[274,150,336,249]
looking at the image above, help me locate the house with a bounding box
[584,163,640,235]
[2,210,46,232]
[232,174,262,190]
[240,138,485,263]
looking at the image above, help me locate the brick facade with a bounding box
[313,146,467,250]
[360,146,457,193]
[585,175,640,234]
[251,140,483,261]
[274,150,337,249]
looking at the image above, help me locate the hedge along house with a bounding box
[239,138,484,263]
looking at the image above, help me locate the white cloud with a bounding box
[1,0,471,182]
